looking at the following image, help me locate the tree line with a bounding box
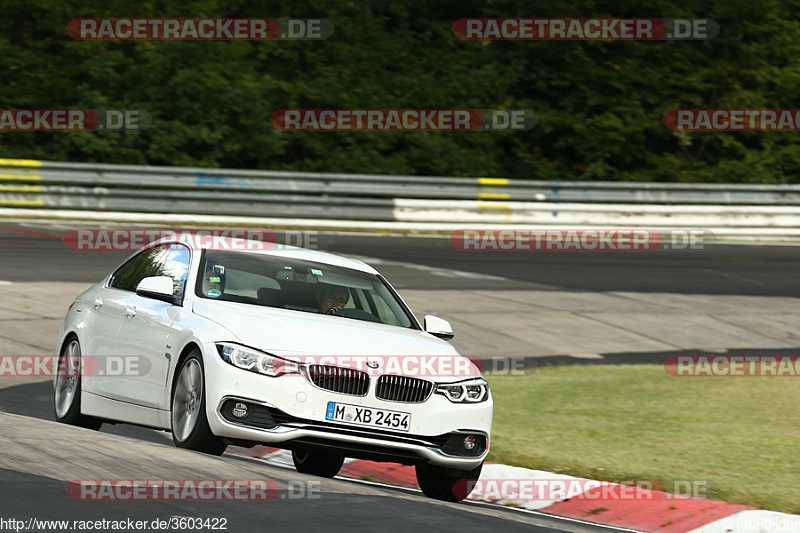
[0,0,797,183]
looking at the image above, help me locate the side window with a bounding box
[152,244,191,297]
[109,247,164,292]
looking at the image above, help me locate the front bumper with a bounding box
[202,343,493,470]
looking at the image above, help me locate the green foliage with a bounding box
[0,0,798,182]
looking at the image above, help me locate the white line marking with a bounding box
[568,353,605,359]
[351,255,508,281]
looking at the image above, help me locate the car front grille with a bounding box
[375,375,434,403]
[306,364,369,396]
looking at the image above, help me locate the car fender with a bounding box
[161,306,242,411]
[56,283,105,353]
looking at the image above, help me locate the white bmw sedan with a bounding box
[54,237,492,501]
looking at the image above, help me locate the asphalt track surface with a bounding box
[0,220,797,532]
[0,382,618,533]
[0,221,665,533]
[0,222,797,296]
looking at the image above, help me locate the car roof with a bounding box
[156,236,379,275]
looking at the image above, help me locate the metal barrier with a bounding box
[1,158,799,234]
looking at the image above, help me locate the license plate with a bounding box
[325,402,411,432]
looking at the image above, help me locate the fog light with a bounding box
[232,402,249,418]
[463,435,476,450]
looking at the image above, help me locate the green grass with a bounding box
[485,365,800,514]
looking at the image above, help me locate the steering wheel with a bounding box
[326,307,382,323]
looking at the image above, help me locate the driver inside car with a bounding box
[317,285,349,314]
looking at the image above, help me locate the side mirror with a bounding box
[424,315,454,340]
[136,276,178,304]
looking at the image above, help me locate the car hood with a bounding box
[193,299,460,358]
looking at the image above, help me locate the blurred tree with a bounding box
[0,0,797,183]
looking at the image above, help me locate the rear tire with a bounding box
[171,351,227,456]
[292,450,344,478]
[54,337,102,430]
[416,461,483,502]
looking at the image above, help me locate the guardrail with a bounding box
[1,158,799,236]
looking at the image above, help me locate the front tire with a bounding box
[416,461,483,502]
[292,450,344,478]
[54,338,102,430]
[171,351,227,456]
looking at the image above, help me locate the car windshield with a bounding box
[196,250,415,329]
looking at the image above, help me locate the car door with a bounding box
[83,246,164,400]
[114,243,191,409]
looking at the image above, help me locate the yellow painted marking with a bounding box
[478,192,511,200]
[0,186,42,192]
[0,174,42,181]
[478,178,509,186]
[0,199,45,206]
[477,203,511,210]
[0,159,42,167]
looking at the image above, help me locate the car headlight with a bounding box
[216,342,300,377]
[435,378,489,403]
